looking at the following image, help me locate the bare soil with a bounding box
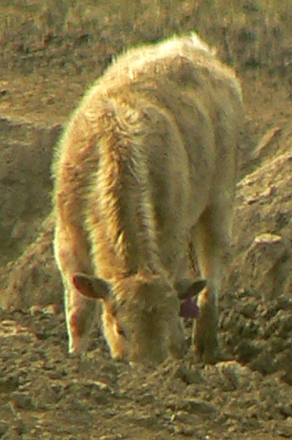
[0,2,292,439]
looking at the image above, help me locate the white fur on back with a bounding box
[110,33,215,80]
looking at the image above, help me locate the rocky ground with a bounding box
[0,1,292,439]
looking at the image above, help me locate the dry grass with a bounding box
[0,0,291,76]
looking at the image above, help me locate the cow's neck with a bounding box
[90,116,161,280]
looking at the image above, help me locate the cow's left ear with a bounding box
[175,278,207,300]
[73,273,111,300]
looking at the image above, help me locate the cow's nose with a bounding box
[113,354,129,365]
[140,350,169,366]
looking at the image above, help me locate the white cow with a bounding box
[52,33,243,364]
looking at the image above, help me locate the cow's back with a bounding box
[53,34,243,278]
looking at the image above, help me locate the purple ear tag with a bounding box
[180,296,200,319]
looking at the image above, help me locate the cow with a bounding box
[52,33,243,365]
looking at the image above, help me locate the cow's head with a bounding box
[73,272,206,364]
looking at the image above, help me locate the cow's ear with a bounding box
[73,273,111,300]
[175,278,207,300]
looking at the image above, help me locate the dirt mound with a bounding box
[230,150,292,297]
[0,213,62,311]
[0,307,292,440]
[0,116,61,266]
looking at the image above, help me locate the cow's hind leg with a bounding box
[54,221,100,355]
[192,205,232,363]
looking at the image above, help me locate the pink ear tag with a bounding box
[180,296,200,319]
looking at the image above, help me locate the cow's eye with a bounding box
[116,326,127,338]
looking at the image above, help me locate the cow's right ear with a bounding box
[73,273,111,300]
[175,278,207,300]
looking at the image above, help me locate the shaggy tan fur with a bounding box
[52,33,243,364]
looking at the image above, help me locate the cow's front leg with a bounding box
[193,282,219,364]
[54,222,100,355]
[191,207,231,363]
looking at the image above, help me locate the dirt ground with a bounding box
[0,1,292,439]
